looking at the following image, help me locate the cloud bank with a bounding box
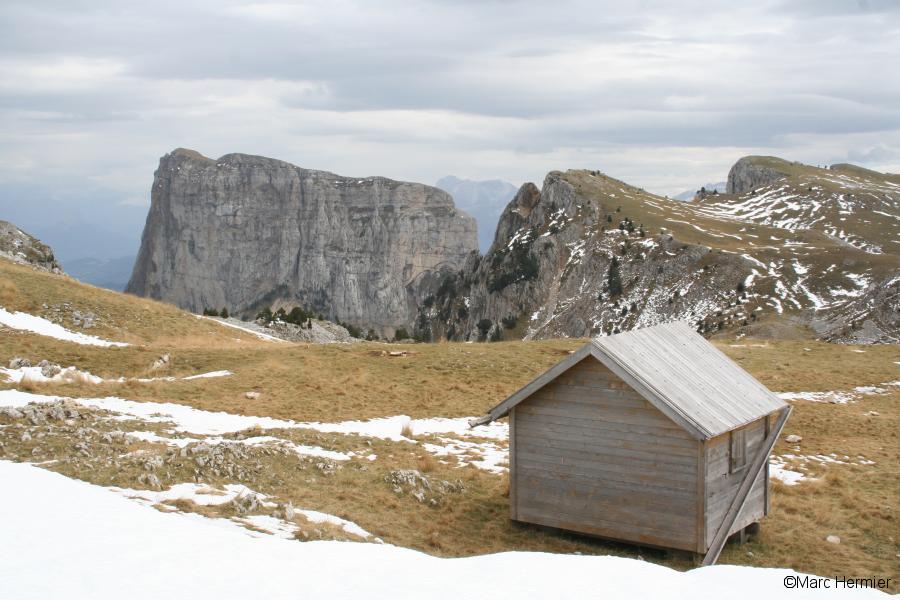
[1,0,898,208]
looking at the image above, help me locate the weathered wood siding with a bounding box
[512,357,700,552]
[703,416,768,548]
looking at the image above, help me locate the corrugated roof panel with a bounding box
[593,321,786,438]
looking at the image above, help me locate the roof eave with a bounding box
[474,343,594,425]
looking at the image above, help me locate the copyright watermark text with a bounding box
[783,575,892,591]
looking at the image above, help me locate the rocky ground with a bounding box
[0,386,501,547]
[210,316,358,343]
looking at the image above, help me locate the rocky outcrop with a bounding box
[415,163,899,344]
[0,220,62,273]
[726,156,789,194]
[126,149,477,335]
[415,173,756,342]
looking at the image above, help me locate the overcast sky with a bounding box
[1,0,899,209]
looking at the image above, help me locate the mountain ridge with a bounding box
[414,159,899,344]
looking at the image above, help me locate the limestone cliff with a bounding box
[126,149,477,334]
[726,156,790,194]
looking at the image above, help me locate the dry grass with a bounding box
[1,254,898,581]
[0,277,18,306]
[18,373,39,392]
[0,259,268,347]
[416,454,438,473]
[719,387,899,581]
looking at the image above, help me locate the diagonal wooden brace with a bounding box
[702,406,792,566]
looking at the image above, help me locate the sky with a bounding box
[1,0,899,215]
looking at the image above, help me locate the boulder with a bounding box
[9,357,31,369]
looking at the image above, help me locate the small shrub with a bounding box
[417,454,438,473]
[437,275,456,298]
[476,319,493,340]
[394,327,410,341]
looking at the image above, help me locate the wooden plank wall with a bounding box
[704,417,768,548]
[513,357,700,552]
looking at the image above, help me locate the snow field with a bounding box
[0,461,885,600]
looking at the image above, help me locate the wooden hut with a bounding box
[471,321,790,564]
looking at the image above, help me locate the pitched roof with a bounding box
[478,321,786,439]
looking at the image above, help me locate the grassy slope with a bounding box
[558,170,898,336]
[697,157,900,254]
[1,258,897,580]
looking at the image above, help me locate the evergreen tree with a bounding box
[607,257,623,297]
[221,307,229,319]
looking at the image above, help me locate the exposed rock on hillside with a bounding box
[726,156,791,194]
[415,161,899,344]
[127,149,478,336]
[216,316,357,344]
[0,220,63,273]
[705,159,899,255]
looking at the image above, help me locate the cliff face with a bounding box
[126,149,477,334]
[726,156,789,194]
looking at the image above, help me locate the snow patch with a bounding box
[0,307,130,347]
[296,509,377,540]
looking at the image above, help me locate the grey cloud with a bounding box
[0,0,898,214]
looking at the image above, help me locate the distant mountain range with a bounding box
[64,256,137,292]
[435,176,518,252]
[0,182,145,290]
[4,156,897,346]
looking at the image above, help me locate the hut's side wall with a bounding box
[512,357,700,552]
[704,416,768,548]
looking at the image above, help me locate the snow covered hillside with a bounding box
[0,461,886,599]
